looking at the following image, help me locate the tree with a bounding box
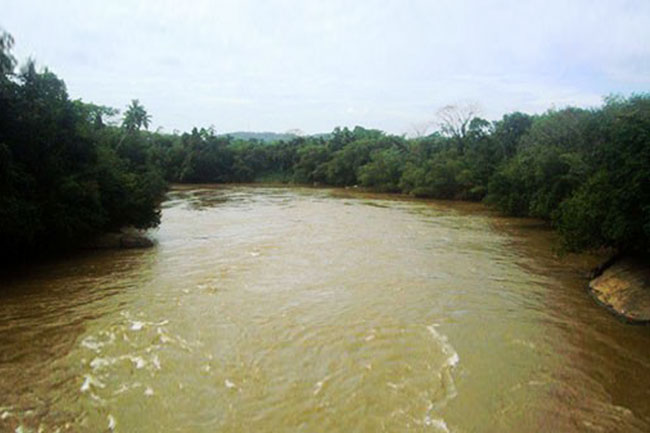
[358,148,405,192]
[492,112,533,158]
[122,99,151,131]
[73,101,119,128]
[436,103,481,154]
[0,30,16,77]
[408,121,433,139]
[0,33,166,263]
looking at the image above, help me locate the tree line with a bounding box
[142,95,649,255]
[1,30,649,261]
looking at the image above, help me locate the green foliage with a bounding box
[358,148,405,192]
[293,144,330,184]
[0,30,16,76]
[492,112,533,158]
[0,32,165,262]
[553,95,650,252]
[554,170,616,251]
[178,128,235,182]
[122,99,151,131]
[487,96,650,253]
[323,139,376,186]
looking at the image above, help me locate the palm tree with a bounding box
[122,99,151,131]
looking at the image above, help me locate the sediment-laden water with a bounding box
[1,185,649,432]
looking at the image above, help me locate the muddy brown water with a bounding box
[1,185,650,432]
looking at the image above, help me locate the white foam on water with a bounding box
[313,375,330,396]
[113,384,130,395]
[80,376,93,392]
[387,382,402,390]
[427,325,460,370]
[130,356,146,369]
[89,392,105,404]
[511,338,536,350]
[446,351,460,368]
[155,327,195,351]
[157,327,174,344]
[130,321,145,331]
[113,382,143,396]
[90,353,162,375]
[425,324,460,428]
[107,414,116,431]
[90,357,113,370]
[80,333,115,352]
[80,374,105,393]
[152,354,162,370]
[424,416,451,432]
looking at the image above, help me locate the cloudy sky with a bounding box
[1,0,649,134]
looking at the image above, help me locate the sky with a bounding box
[1,0,649,135]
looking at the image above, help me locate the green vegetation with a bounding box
[2,30,649,260]
[141,98,649,255]
[0,31,165,262]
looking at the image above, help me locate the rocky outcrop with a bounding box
[589,256,650,323]
[84,228,154,250]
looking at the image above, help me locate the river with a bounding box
[1,185,650,432]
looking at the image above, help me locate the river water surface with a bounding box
[1,185,650,432]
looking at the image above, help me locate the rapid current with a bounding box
[1,185,649,432]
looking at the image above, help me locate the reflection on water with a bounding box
[1,185,649,432]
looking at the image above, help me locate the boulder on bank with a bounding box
[84,228,154,250]
[589,256,650,323]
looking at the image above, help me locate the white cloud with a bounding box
[1,0,648,134]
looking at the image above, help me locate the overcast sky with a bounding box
[2,0,649,135]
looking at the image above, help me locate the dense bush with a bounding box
[0,32,166,262]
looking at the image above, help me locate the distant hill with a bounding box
[223,131,298,142]
[222,131,331,143]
